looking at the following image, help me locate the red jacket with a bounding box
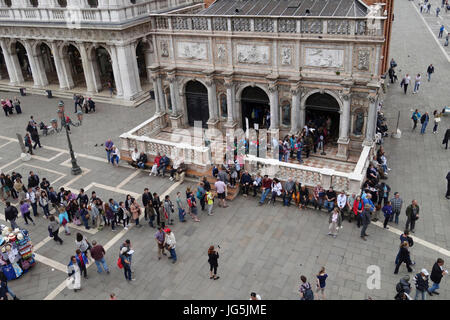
[261,178,272,190]
[352,200,363,215]
[154,156,161,166]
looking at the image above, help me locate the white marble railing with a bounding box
[119,113,211,167]
[244,145,372,194]
[152,15,385,37]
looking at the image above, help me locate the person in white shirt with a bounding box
[111,145,120,167]
[413,73,421,94]
[165,228,177,264]
[131,148,139,167]
[269,178,282,205]
[337,191,347,222]
[26,187,38,217]
[328,207,342,238]
[402,74,411,94]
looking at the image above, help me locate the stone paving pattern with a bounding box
[0,0,449,300]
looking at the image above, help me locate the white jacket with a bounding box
[165,232,176,249]
[271,182,282,196]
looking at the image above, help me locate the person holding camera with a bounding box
[208,245,220,280]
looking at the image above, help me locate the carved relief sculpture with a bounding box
[160,41,169,57]
[177,42,207,60]
[237,44,269,65]
[216,44,226,63]
[354,111,364,135]
[305,48,344,68]
[281,47,292,66]
[357,50,370,71]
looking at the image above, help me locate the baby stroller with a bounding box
[39,120,57,136]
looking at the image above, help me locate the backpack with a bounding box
[396,281,403,293]
[187,198,193,208]
[117,257,123,269]
[304,286,314,300]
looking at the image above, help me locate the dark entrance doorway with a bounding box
[15,42,32,81]
[241,86,270,129]
[305,92,340,142]
[185,80,209,128]
[0,47,8,79]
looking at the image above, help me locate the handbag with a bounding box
[435,117,441,123]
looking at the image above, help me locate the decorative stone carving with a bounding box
[368,95,376,103]
[237,44,269,65]
[160,41,169,57]
[358,50,370,71]
[177,41,207,60]
[305,48,344,68]
[216,44,226,63]
[281,47,292,66]
[341,93,351,101]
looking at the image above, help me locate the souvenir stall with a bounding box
[0,225,36,280]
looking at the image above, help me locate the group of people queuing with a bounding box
[1,97,22,117]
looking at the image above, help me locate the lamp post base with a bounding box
[71,164,82,175]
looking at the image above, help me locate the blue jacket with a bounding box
[382,205,393,218]
[74,253,89,266]
[58,211,69,224]
[160,156,170,166]
[362,198,375,211]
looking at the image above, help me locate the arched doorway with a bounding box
[64,44,85,87]
[136,41,150,88]
[185,80,209,128]
[15,42,32,81]
[305,92,340,141]
[241,86,270,129]
[0,47,8,80]
[93,46,115,92]
[39,43,58,85]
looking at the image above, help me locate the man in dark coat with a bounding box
[443,129,450,150]
[360,204,372,241]
[428,258,447,296]
[4,202,19,229]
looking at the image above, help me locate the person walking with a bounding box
[165,228,177,264]
[75,233,91,258]
[119,247,135,281]
[411,109,421,131]
[316,267,328,300]
[394,242,413,274]
[360,204,372,241]
[75,249,89,279]
[427,64,434,81]
[327,207,342,238]
[90,240,110,274]
[155,226,166,260]
[19,200,35,226]
[428,258,447,296]
[382,201,393,229]
[4,202,19,229]
[446,171,450,199]
[299,275,314,300]
[208,245,220,280]
[67,256,82,292]
[395,275,412,300]
[432,110,441,134]
[405,200,419,233]
[401,74,410,94]
[395,230,415,265]
[48,214,63,244]
[412,74,421,94]
[443,129,450,150]
[58,206,70,235]
[414,269,430,300]
[420,112,430,134]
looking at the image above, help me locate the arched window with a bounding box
[281,101,291,126]
[219,93,227,118]
[30,0,38,7]
[87,0,98,8]
[5,0,12,7]
[57,0,67,8]
[353,109,365,136]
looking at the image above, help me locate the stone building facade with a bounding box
[0,0,202,104]
[147,0,387,158]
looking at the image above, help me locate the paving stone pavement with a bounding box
[0,0,449,300]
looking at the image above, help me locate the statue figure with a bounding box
[354,112,364,135]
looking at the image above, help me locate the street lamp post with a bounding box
[58,101,82,175]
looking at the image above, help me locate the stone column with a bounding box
[290,85,300,134]
[60,45,75,89]
[337,92,351,159]
[51,42,68,89]
[109,45,124,97]
[149,68,162,115]
[205,73,219,129]
[364,94,377,146]
[78,42,96,93]
[268,81,279,132]
[167,69,183,128]
[116,43,141,100]
[0,39,24,85]
[223,76,236,129]
[23,41,47,87]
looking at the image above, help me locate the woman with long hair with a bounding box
[208,245,220,280]
[316,267,328,300]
